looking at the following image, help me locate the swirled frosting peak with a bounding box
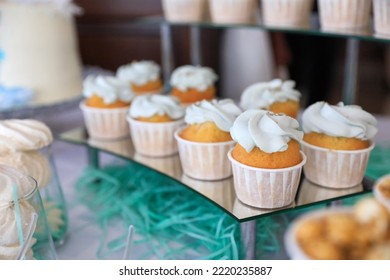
[116,60,161,86]
[83,75,134,104]
[0,119,53,153]
[230,109,303,153]
[129,94,185,120]
[240,79,301,110]
[185,99,243,132]
[302,101,378,140]
[170,65,218,91]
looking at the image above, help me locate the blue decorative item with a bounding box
[0,49,5,61]
[0,86,34,110]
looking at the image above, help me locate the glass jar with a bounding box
[0,165,57,260]
[0,145,68,245]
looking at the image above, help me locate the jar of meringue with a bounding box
[0,119,68,245]
[0,165,57,260]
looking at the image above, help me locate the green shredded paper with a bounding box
[366,141,390,180]
[76,160,284,260]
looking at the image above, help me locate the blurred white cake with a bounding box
[0,0,83,105]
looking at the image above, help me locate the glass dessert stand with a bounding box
[59,127,374,260]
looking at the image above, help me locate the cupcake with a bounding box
[301,101,377,189]
[162,0,207,23]
[209,0,258,24]
[127,94,185,157]
[374,0,390,36]
[170,65,218,105]
[240,79,301,119]
[175,99,242,180]
[261,0,314,28]
[228,109,306,208]
[116,60,163,95]
[80,74,134,140]
[318,0,372,30]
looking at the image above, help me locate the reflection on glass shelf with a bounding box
[127,15,390,44]
[59,127,373,222]
[296,179,364,205]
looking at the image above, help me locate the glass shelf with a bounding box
[59,127,374,223]
[0,96,83,119]
[126,15,390,44]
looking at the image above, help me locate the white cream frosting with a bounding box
[230,109,303,153]
[240,79,301,110]
[116,60,161,86]
[129,94,185,120]
[185,99,243,132]
[0,151,51,189]
[83,75,134,104]
[302,101,378,140]
[170,65,218,91]
[0,119,53,154]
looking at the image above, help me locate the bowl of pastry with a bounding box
[284,197,390,260]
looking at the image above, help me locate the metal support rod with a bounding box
[342,38,360,105]
[87,147,100,169]
[190,26,202,66]
[240,220,257,260]
[160,22,174,94]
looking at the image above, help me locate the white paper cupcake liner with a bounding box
[318,0,372,30]
[209,0,257,24]
[80,101,130,140]
[373,174,390,212]
[301,141,374,189]
[128,117,184,157]
[175,128,235,181]
[228,150,306,209]
[261,0,313,27]
[374,0,390,36]
[162,0,206,22]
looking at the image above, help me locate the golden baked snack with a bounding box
[268,100,300,119]
[303,132,370,150]
[172,86,215,104]
[136,114,173,123]
[85,95,130,109]
[131,79,163,95]
[232,140,301,169]
[291,198,390,260]
[180,121,232,143]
